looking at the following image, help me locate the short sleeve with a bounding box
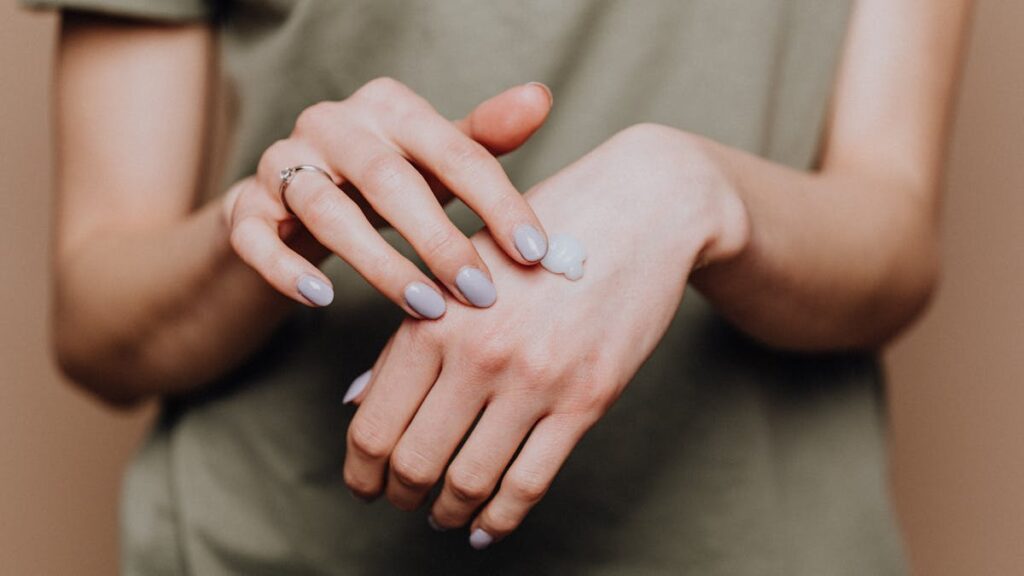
[20,0,215,22]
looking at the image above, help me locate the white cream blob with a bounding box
[540,233,587,280]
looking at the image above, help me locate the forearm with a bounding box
[689,135,939,350]
[54,198,295,406]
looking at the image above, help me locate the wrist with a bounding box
[633,125,751,273]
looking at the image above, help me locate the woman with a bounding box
[29,0,969,574]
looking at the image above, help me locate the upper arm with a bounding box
[822,0,973,198]
[55,12,213,260]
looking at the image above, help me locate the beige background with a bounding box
[1,2,1021,574]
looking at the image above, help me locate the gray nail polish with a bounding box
[456,267,497,308]
[469,528,493,550]
[404,282,446,319]
[514,225,548,262]
[427,515,447,532]
[343,369,371,404]
[297,275,334,307]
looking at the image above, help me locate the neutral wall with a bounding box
[1,2,1020,575]
[886,2,1024,574]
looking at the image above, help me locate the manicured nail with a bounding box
[343,369,371,405]
[427,515,446,532]
[526,81,553,105]
[514,224,548,262]
[455,267,497,308]
[404,282,446,319]
[297,274,334,307]
[469,528,493,550]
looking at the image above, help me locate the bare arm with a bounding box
[691,0,973,349]
[335,0,976,545]
[51,14,291,406]
[52,14,552,406]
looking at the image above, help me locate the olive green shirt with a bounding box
[25,1,906,574]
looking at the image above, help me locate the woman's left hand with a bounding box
[341,124,750,547]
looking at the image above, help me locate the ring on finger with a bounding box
[279,164,335,213]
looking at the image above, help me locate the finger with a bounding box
[428,399,544,530]
[275,158,451,319]
[229,208,334,307]
[342,334,397,406]
[384,368,489,511]
[326,134,498,309]
[344,324,442,499]
[391,100,550,265]
[405,82,554,209]
[453,82,554,155]
[467,415,588,550]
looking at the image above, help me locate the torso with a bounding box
[123,2,906,574]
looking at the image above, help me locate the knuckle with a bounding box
[360,252,400,288]
[446,467,492,503]
[360,76,407,99]
[486,191,522,223]
[343,469,379,499]
[573,379,618,418]
[389,450,435,490]
[257,139,291,179]
[302,186,349,230]
[294,102,336,135]
[419,224,466,263]
[403,316,448,349]
[515,356,561,388]
[430,512,466,530]
[228,217,255,251]
[360,154,407,195]
[617,122,675,144]
[470,335,514,374]
[482,507,521,535]
[439,138,490,178]
[348,419,391,460]
[504,470,549,504]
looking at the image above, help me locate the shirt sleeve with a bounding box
[20,0,215,22]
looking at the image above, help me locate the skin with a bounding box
[342,0,974,546]
[229,75,553,315]
[52,14,552,405]
[50,0,971,549]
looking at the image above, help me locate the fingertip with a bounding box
[455,266,497,308]
[513,224,549,263]
[297,274,334,307]
[469,527,495,550]
[465,84,552,154]
[343,369,372,405]
[403,281,447,319]
[525,81,553,107]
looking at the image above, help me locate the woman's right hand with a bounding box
[224,78,553,318]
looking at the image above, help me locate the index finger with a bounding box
[391,103,549,265]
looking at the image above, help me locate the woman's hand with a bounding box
[225,78,554,317]
[341,124,750,547]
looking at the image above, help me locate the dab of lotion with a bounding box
[540,233,587,280]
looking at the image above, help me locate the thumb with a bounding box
[454,82,553,155]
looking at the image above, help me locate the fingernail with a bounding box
[514,224,548,262]
[469,528,493,550]
[427,515,446,532]
[297,275,334,306]
[455,267,497,308]
[404,282,446,319]
[343,369,371,404]
[526,81,553,105]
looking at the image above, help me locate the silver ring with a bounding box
[278,164,334,212]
